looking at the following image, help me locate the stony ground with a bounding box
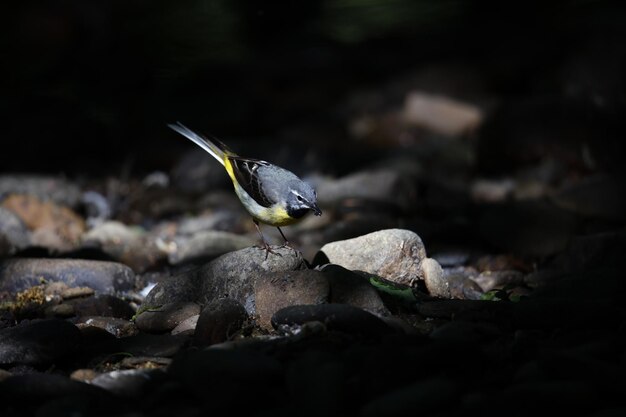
[1,89,626,416]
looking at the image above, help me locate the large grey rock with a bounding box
[198,246,308,314]
[254,269,330,330]
[0,258,136,294]
[318,229,445,291]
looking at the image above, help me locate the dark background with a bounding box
[2,0,625,179]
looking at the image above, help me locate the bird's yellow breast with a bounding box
[257,205,300,227]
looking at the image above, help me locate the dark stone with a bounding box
[69,295,135,320]
[254,269,330,330]
[0,319,82,366]
[271,304,395,337]
[0,258,136,295]
[193,298,248,346]
[134,302,201,333]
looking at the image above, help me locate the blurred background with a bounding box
[3,0,625,178]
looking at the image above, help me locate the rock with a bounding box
[317,229,428,287]
[271,304,395,337]
[61,286,95,299]
[198,246,308,313]
[1,194,85,252]
[171,314,199,335]
[143,270,202,306]
[320,264,390,317]
[470,178,516,203]
[177,212,241,235]
[75,316,138,338]
[45,303,75,318]
[0,319,82,366]
[472,270,525,292]
[315,169,416,210]
[168,230,256,265]
[0,175,82,207]
[0,258,136,295]
[421,257,449,298]
[402,91,483,136]
[81,221,165,273]
[91,369,166,397]
[0,207,30,256]
[193,298,248,346]
[0,258,135,293]
[445,273,484,300]
[119,355,172,369]
[254,269,330,330]
[69,295,136,320]
[134,302,201,333]
[70,368,99,383]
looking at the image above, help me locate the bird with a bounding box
[168,122,322,256]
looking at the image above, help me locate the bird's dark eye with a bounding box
[296,195,304,202]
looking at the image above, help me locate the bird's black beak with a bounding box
[310,203,322,216]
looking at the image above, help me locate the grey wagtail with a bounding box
[168,122,322,255]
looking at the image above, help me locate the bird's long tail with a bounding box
[167,122,229,166]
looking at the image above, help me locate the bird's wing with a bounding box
[227,155,275,208]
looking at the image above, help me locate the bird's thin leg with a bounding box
[254,219,280,259]
[277,227,299,256]
[276,227,290,247]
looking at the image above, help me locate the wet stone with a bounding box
[254,269,330,330]
[0,319,82,366]
[198,246,308,314]
[134,302,201,333]
[193,298,248,346]
[0,258,136,295]
[271,304,396,337]
[321,264,390,317]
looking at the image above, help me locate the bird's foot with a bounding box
[256,242,283,259]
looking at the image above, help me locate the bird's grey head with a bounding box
[285,180,321,219]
